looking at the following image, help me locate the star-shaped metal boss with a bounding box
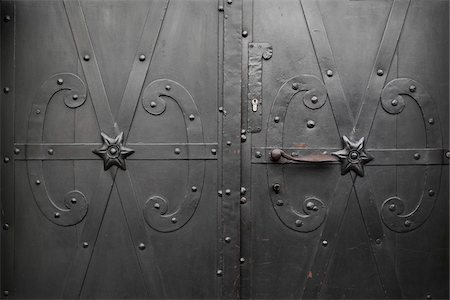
[332,135,373,177]
[93,132,134,171]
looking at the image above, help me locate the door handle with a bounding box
[270,148,338,163]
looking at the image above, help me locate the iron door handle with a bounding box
[270,148,338,163]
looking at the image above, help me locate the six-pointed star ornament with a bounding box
[93,132,135,170]
[332,135,373,177]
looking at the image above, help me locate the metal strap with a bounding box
[354,0,411,139]
[300,0,354,136]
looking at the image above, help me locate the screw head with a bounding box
[409,85,416,92]
[240,197,247,204]
[225,189,231,195]
[83,54,90,61]
[191,186,197,192]
[139,54,146,61]
[276,199,284,206]
[255,151,262,158]
[171,217,178,223]
[3,87,10,94]
[165,85,171,91]
[404,220,411,227]
[174,148,181,155]
[4,15,11,22]
[295,219,303,227]
[3,223,9,230]
[306,120,315,128]
[224,237,231,243]
[428,118,435,125]
[391,99,398,106]
[326,70,333,77]
[377,69,384,76]
[292,82,300,90]
[428,189,435,196]
[322,240,328,246]
[242,30,248,37]
[274,116,280,123]
[138,243,146,250]
[3,157,10,163]
[311,96,318,104]
[82,242,89,248]
[48,148,54,155]
[389,204,396,211]
[414,153,421,160]
[57,78,64,85]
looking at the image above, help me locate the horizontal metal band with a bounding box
[252,147,448,166]
[14,143,218,160]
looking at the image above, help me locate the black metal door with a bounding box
[241,0,449,299]
[1,0,449,299]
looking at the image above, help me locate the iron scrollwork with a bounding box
[26,73,89,226]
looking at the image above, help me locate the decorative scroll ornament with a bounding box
[93,132,134,170]
[332,136,373,177]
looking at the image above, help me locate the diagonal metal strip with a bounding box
[302,174,354,299]
[300,0,355,136]
[353,0,410,139]
[115,170,167,298]
[116,0,169,140]
[352,174,402,298]
[61,170,117,299]
[63,0,117,137]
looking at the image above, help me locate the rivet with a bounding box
[242,30,248,37]
[139,54,146,61]
[389,204,396,211]
[82,242,89,248]
[376,238,382,244]
[241,129,247,134]
[218,106,224,113]
[189,114,195,121]
[428,189,435,196]
[404,220,411,227]
[217,269,223,276]
[171,217,178,223]
[391,99,398,106]
[174,148,181,155]
[211,148,217,155]
[225,189,231,195]
[154,203,160,209]
[3,223,9,230]
[274,116,280,123]
[428,118,435,125]
[3,87,10,94]
[295,220,303,227]
[14,148,20,155]
[192,186,197,192]
[414,153,421,160]
[350,152,358,160]
[291,152,298,157]
[109,147,117,154]
[240,257,245,263]
[138,243,146,250]
[226,141,232,146]
[326,70,333,77]
[218,5,224,11]
[322,240,328,246]
[311,96,318,104]
[3,157,10,163]
[276,199,284,206]
[48,148,54,155]
[218,190,223,197]
[241,134,247,142]
[306,120,315,129]
[36,109,41,115]
[377,69,384,76]
[4,15,11,22]
[255,151,262,158]
[240,197,247,204]
[272,183,280,193]
[446,151,450,159]
[224,237,231,243]
[313,206,319,211]
[3,290,9,296]
[72,94,79,101]
[227,0,232,4]
[54,212,60,218]
[409,85,416,93]
[240,187,247,195]
[35,179,41,185]
[426,294,432,299]
[57,78,64,85]
[306,201,315,210]
[292,82,300,90]
[150,101,156,108]
[83,54,90,61]
[165,85,171,91]
[71,198,77,204]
